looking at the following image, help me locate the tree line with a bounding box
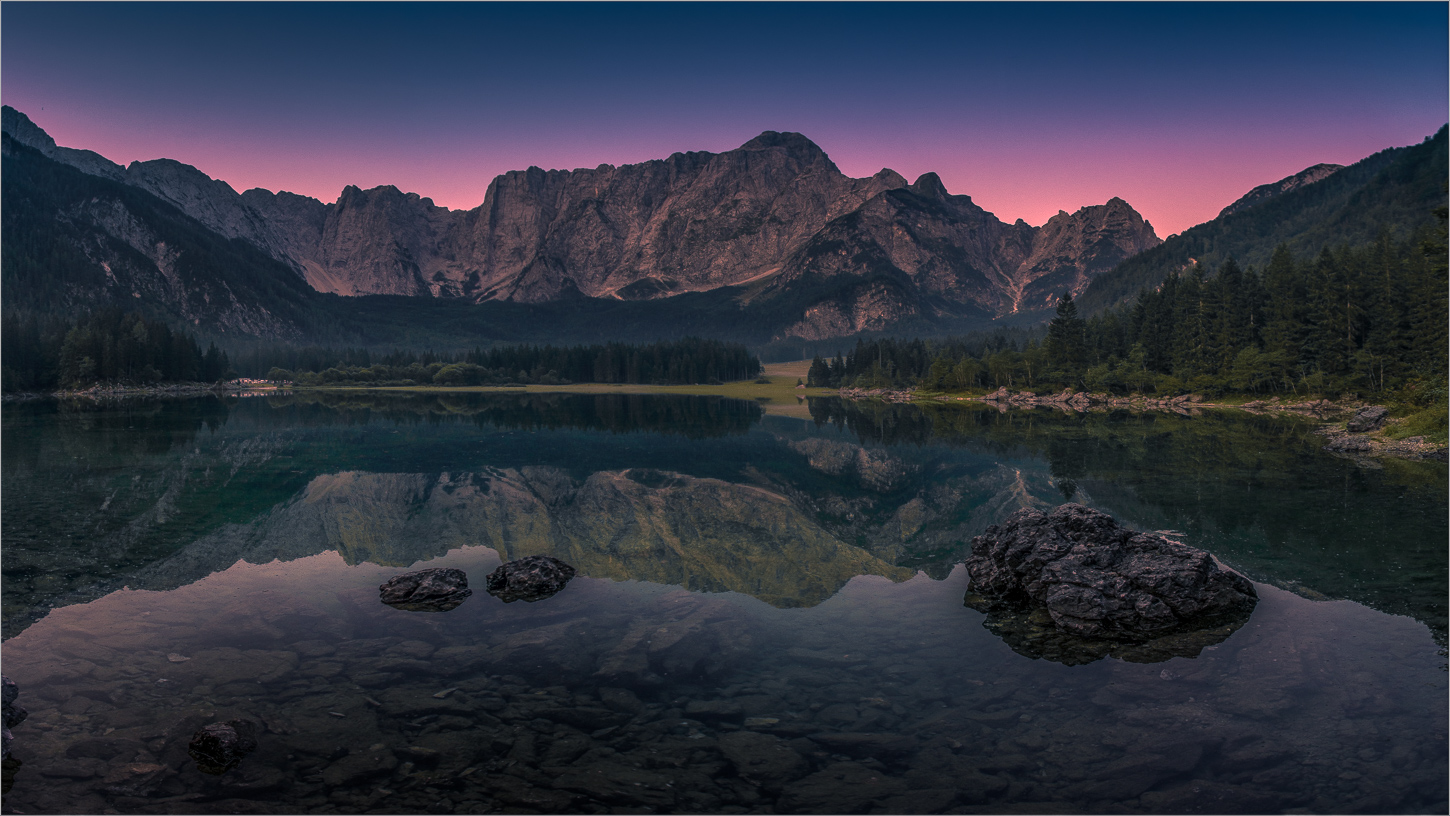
[810,213,1448,400]
[252,337,761,387]
[2,308,231,392]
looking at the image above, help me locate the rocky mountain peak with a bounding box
[739,130,824,156]
[873,168,909,188]
[1,105,125,181]
[1,106,56,151]
[910,172,950,199]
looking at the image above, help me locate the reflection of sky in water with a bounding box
[1,394,1447,812]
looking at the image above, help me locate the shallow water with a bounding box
[2,393,1445,814]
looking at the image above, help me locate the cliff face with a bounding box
[768,178,1160,340]
[447,132,909,302]
[2,105,1163,340]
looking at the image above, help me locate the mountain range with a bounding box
[2,105,1443,345]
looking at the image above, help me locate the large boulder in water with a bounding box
[379,567,473,612]
[964,504,1256,640]
[485,555,576,603]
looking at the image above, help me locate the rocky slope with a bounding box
[762,175,1159,339]
[3,106,1161,339]
[0,133,318,337]
[1218,163,1343,218]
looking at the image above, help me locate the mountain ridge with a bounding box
[2,106,1160,340]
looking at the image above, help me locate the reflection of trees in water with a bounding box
[5,396,231,465]
[806,397,1449,644]
[268,392,762,439]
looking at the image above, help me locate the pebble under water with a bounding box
[1,394,1445,814]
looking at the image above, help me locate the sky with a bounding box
[2,2,1445,237]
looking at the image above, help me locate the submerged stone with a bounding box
[187,719,260,775]
[379,567,473,612]
[1,676,26,761]
[964,504,1256,663]
[485,555,577,603]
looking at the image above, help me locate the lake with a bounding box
[1,392,1445,814]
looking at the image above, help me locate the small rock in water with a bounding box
[484,555,577,603]
[379,568,473,612]
[187,719,259,775]
[167,653,191,663]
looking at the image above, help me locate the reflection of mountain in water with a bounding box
[6,393,1444,649]
[810,397,1450,645]
[1,393,769,637]
[77,467,917,609]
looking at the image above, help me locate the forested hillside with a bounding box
[1,309,231,391]
[810,209,1448,400]
[1077,126,1448,314]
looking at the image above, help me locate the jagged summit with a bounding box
[3,103,1165,340]
[910,172,950,199]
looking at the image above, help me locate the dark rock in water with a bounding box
[1347,405,1390,433]
[485,555,577,603]
[718,731,808,792]
[187,719,259,775]
[379,567,473,612]
[2,675,26,761]
[1,756,19,795]
[966,598,1248,665]
[965,504,1256,647]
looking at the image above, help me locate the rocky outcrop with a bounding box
[378,567,473,611]
[1219,163,1344,218]
[1346,405,1390,433]
[485,555,577,603]
[187,719,259,774]
[964,504,1257,639]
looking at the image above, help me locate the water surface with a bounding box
[2,393,1445,814]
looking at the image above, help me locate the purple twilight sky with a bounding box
[2,1,1446,237]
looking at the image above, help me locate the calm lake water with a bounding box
[1,392,1445,815]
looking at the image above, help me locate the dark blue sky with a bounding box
[4,2,1445,234]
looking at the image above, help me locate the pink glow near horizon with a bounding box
[22,105,1446,239]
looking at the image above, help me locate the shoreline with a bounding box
[838,386,1448,462]
[1,382,288,402]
